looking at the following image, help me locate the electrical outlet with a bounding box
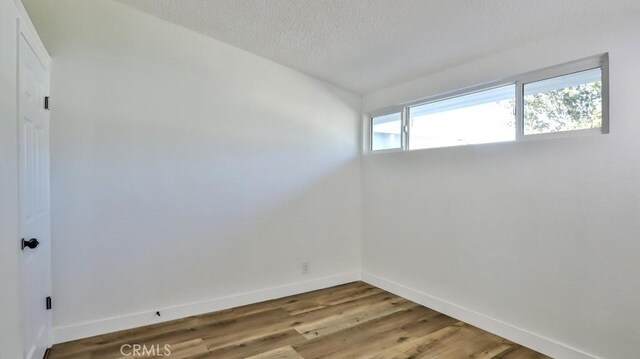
[302,262,310,274]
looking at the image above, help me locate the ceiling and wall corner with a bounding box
[22,0,363,343]
[115,0,640,94]
[360,13,640,359]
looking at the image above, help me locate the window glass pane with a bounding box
[371,112,402,151]
[409,85,515,150]
[524,68,602,135]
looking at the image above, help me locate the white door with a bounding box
[19,31,52,359]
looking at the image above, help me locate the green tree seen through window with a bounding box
[522,81,602,135]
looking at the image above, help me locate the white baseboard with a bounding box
[361,272,599,359]
[54,271,600,359]
[53,272,361,344]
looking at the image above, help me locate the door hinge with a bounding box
[44,96,50,110]
[46,296,52,310]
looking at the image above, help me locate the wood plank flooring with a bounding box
[48,282,551,358]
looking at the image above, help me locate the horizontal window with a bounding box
[409,85,515,150]
[368,55,608,152]
[523,68,602,135]
[371,112,402,151]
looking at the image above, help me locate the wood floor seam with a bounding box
[48,282,550,359]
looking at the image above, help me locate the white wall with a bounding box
[361,14,640,359]
[19,0,640,356]
[0,0,24,357]
[22,0,362,342]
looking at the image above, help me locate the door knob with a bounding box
[21,238,39,250]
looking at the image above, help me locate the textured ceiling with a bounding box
[115,0,640,94]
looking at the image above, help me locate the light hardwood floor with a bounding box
[48,282,550,358]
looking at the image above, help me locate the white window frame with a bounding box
[517,56,609,140]
[405,82,517,151]
[367,54,609,153]
[369,106,406,153]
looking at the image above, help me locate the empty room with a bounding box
[2,0,639,358]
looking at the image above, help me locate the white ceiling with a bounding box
[116,0,640,94]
